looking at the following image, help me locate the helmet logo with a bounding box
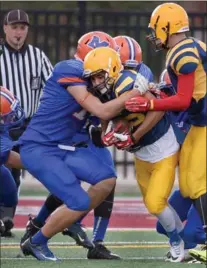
[87,36,109,49]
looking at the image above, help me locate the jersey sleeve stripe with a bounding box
[174,52,199,73]
[115,76,134,97]
[166,39,195,67]
[58,77,86,84]
[178,62,198,75]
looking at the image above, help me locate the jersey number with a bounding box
[124,113,145,127]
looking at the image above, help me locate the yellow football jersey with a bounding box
[166,38,206,126]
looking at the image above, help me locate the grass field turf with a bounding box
[0,230,201,268]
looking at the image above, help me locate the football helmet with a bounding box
[0,86,25,129]
[147,3,189,51]
[114,35,142,68]
[75,31,118,61]
[83,47,122,101]
[159,69,176,96]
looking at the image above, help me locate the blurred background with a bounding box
[0,1,206,195]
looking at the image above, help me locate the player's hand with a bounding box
[88,125,104,147]
[113,133,135,150]
[125,96,151,112]
[101,130,119,147]
[133,73,150,95]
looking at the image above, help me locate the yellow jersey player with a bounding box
[83,47,189,262]
[125,3,206,264]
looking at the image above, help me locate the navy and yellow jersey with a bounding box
[112,70,170,148]
[166,38,206,126]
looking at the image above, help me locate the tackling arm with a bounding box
[67,85,139,120]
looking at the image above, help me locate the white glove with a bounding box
[133,73,149,95]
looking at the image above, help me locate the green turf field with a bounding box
[0,230,201,268]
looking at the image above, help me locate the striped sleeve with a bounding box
[41,51,53,88]
[170,46,199,75]
[55,60,87,87]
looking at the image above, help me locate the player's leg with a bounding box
[184,205,205,245]
[138,153,185,262]
[187,203,206,264]
[20,143,116,261]
[20,193,63,243]
[180,126,207,263]
[79,144,119,259]
[156,190,192,240]
[180,126,207,230]
[87,186,120,259]
[0,165,18,236]
[156,190,197,262]
[21,192,94,249]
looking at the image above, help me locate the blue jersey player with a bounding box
[0,87,25,235]
[20,31,122,260]
[19,49,139,261]
[114,35,154,83]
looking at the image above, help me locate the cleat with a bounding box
[189,247,207,264]
[2,217,14,231]
[165,249,194,262]
[169,239,185,262]
[62,223,94,249]
[20,238,59,261]
[21,215,43,244]
[87,241,121,260]
[0,217,14,237]
[0,230,15,238]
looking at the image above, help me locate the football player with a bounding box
[19,47,139,261]
[0,87,25,236]
[20,31,121,260]
[125,4,206,263]
[83,48,186,262]
[114,35,153,82]
[156,70,205,262]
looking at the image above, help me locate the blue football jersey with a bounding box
[136,62,154,82]
[19,59,89,146]
[0,130,15,165]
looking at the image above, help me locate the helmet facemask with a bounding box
[146,21,170,52]
[0,99,25,129]
[87,70,114,103]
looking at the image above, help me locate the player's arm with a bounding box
[5,151,24,169]
[67,85,138,120]
[149,72,194,111]
[126,72,194,112]
[132,91,165,143]
[125,47,199,112]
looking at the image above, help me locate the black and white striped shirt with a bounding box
[0,42,53,119]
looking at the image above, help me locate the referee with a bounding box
[0,9,53,236]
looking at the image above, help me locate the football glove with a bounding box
[133,73,150,95]
[125,96,151,112]
[114,133,135,150]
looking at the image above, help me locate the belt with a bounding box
[58,141,88,151]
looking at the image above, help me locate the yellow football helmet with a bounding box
[83,47,123,101]
[147,3,189,51]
